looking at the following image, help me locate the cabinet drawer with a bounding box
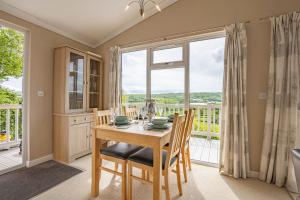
[69,115,91,125]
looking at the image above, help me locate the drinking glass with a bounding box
[140,106,147,124]
[158,106,163,117]
[110,108,116,127]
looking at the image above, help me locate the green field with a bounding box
[122,92,222,104]
[122,92,222,140]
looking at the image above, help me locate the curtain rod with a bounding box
[119,20,250,49]
[259,11,300,21]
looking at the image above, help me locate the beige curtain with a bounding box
[109,46,121,113]
[219,23,249,179]
[259,12,300,193]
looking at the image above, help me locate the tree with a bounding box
[0,27,24,82]
[0,87,22,104]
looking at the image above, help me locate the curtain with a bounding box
[109,46,121,113]
[219,23,249,179]
[259,12,300,193]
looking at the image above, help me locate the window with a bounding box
[121,50,147,106]
[121,31,225,108]
[151,68,185,105]
[152,46,183,64]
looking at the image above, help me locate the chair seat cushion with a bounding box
[128,147,177,169]
[101,142,143,160]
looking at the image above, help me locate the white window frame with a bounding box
[120,30,226,109]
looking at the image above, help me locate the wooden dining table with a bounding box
[91,122,172,200]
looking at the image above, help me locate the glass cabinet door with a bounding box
[88,57,101,109]
[68,51,85,111]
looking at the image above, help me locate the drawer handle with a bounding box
[84,117,87,120]
[73,119,77,122]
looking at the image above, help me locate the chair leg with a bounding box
[128,162,133,200]
[164,173,171,200]
[181,150,188,183]
[121,163,127,200]
[187,144,192,171]
[176,157,183,196]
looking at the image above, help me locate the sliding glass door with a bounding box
[121,32,225,166]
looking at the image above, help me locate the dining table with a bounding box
[91,121,172,200]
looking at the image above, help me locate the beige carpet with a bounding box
[32,155,292,200]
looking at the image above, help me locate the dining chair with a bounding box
[127,113,186,200]
[124,106,138,120]
[93,108,143,200]
[181,108,195,182]
[162,108,194,182]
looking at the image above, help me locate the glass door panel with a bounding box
[151,68,185,116]
[68,52,85,110]
[121,50,147,108]
[89,58,101,109]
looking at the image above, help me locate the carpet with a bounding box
[0,160,82,200]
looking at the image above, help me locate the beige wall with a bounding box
[95,0,300,172]
[0,11,93,161]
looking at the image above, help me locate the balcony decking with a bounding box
[0,147,22,171]
[190,137,220,166]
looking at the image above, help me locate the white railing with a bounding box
[123,102,221,139]
[0,104,22,149]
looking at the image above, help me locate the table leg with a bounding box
[91,129,100,197]
[153,143,162,200]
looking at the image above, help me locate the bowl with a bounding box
[152,117,168,125]
[115,116,128,123]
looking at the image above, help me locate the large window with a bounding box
[121,32,225,109]
[121,50,147,106]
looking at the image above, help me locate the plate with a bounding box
[151,124,170,129]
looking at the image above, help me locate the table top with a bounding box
[92,122,172,139]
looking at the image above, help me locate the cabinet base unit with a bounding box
[53,113,94,163]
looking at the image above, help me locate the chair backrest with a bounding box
[93,108,111,125]
[182,108,195,147]
[165,113,186,168]
[124,107,137,119]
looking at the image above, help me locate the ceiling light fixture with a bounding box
[125,0,161,17]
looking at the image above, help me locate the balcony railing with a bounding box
[123,102,221,139]
[0,104,22,150]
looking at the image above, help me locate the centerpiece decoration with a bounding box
[146,99,156,122]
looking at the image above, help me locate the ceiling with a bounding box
[0,0,177,47]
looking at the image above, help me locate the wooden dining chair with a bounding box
[162,108,195,182]
[93,108,143,200]
[181,108,195,182]
[127,113,186,200]
[123,106,138,120]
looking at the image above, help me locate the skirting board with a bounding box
[248,170,259,178]
[26,154,53,167]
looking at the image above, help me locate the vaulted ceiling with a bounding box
[0,0,177,47]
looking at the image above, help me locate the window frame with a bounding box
[120,30,226,108]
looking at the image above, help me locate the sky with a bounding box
[1,77,23,92]
[122,37,225,94]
